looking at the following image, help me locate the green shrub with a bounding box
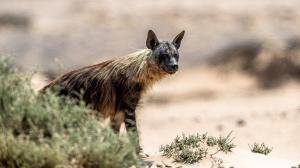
[249,142,272,155]
[159,132,235,164]
[0,58,141,168]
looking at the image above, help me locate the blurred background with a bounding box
[1,0,300,161]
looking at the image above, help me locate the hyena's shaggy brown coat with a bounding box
[43,49,165,131]
[42,30,185,143]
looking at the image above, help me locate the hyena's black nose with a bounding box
[170,64,178,71]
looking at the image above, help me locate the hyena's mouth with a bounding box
[162,65,178,74]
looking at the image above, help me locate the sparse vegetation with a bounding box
[249,142,272,155]
[0,58,141,168]
[159,132,235,164]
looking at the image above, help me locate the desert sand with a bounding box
[137,66,300,167]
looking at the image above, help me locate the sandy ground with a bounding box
[135,66,300,167]
[144,147,298,168]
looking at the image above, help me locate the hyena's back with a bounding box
[42,60,119,117]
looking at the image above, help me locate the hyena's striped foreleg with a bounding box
[110,108,138,134]
[117,91,142,153]
[124,108,137,132]
[124,107,142,153]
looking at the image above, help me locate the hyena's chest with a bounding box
[97,79,144,118]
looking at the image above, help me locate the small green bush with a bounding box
[159,132,235,164]
[0,58,141,168]
[249,142,272,155]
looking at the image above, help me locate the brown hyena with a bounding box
[42,30,185,148]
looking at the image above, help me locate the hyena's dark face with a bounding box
[146,30,185,74]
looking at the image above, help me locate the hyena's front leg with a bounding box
[124,107,142,153]
[118,100,139,133]
[124,108,137,132]
[110,108,137,134]
[110,111,125,133]
[121,90,141,134]
[118,86,143,153]
[119,94,142,153]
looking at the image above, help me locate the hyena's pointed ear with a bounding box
[172,30,185,49]
[146,30,159,50]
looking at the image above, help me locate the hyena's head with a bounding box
[146,30,185,74]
